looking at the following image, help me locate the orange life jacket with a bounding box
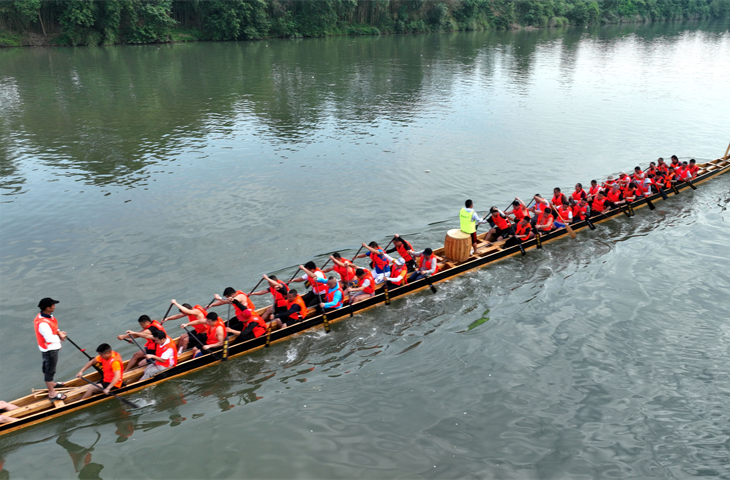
[556,205,572,222]
[688,164,699,177]
[573,204,588,220]
[334,260,356,283]
[389,262,408,285]
[418,255,440,274]
[493,213,511,230]
[512,205,528,220]
[307,270,328,295]
[269,281,290,308]
[34,313,59,350]
[592,197,607,213]
[367,249,390,273]
[234,290,256,315]
[657,163,668,173]
[206,319,226,346]
[96,351,123,388]
[325,285,344,308]
[287,295,308,323]
[606,189,622,204]
[154,337,178,368]
[665,171,676,188]
[515,222,531,238]
[537,212,554,232]
[187,305,208,334]
[588,185,601,197]
[243,314,267,338]
[358,271,375,295]
[571,190,586,202]
[395,240,413,262]
[145,320,166,351]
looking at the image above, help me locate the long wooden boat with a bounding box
[2,151,729,436]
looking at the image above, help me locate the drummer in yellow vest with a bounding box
[460,199,489,254]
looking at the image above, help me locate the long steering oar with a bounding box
[79,377,138,409]
[65,336,104,376]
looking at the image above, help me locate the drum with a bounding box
[444,229,472,263]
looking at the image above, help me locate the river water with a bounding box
[1,20,730,479]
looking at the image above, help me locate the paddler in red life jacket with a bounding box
[602,175,617,191]
[587,180,602,202]
[605,183,624,207]
[530,194,549,229]
[210,287,256,333]
[162,300,207,354]
[182,312,226,358]
[271,289,308,329]
[386,258,409,288]
[355,242,393,285]
[347,268,376,304]
[573,198,591,221]
[408,248,440,283]
[485,207,512,243]
[505,198,530,223]
[318,276,344,313]
[535,207,555,233]
[656,157,669,174]
[670,154,681,171]
[678,161,692,182]
[226,311,267,344]
[571,184,587,203]
[665,167,678,189]
[632,166,645,183]
[551,198,573,228]
[385,235,417,273]
[290,261,327,307]
[552,188,568,208]
[119,315,166,373]
[591,191,610,214]
[505,216,533,249]
[325,253,358,288]
[77,343,123,399]
[688,159,699,179]
[34,297,68,401]
[140,330,178,381]
[252,274,289,322]
[617,172,631,188]
[622,182,638,203]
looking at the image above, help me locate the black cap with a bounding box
[38,297,59,309]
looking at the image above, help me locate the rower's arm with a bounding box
[331,257,346,268]
[250,289,269,296]
[300,266,316,278]
[182,319,206,328]
[273,304,300,320]
[322,290,343,309]
[76,358,97,378]
[105,369,122,393]
[162,312,185,323]
[172,300,195,316]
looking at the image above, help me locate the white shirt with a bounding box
[464,207,488,225]
[38,321,62,352]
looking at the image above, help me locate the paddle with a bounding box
[160,303,174,325]
[507,223,526,256]
[322,311,331,333]
[384,281,391,305]
[125,334,147,356]
[204,298,216,309]
[645,195,655,210]
[550,202,577,240]
[350,245,364,263]
[222,302,231,361]
[683,178,697,190]
[247,278,265,297]
[79,377,139,409]
[424,274,438,294]
[182,325,223,360]
[65,336,104,376]
[535,231,542,249]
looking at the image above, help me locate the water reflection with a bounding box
[56,432,104,479]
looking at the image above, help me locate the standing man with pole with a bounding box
[34,297,68,401]
[460,200,488,255]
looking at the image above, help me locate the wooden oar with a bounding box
[65,336,104,376]
[78,377,138,409]
[550,203,577,240]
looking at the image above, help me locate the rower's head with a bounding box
[512,200,520,207]
[138,315,152,328]
[611,183,620,190]
[327,276,338,289]
[650,161,656,167]
[489,207,498,214]
[269,275,279,281]
[152,330,167,345]
[634,166,642,173]
[590,180,597,186]
[424,248,433,258]
[671,155,678,162]
[597,191,606,199]
[465,199,473,208]
[689,159,696,165]
[368,241,379,249]
[658,157,665,164]
[543,207,553,216]
[38,297,59,314]
[287,289,298,300]
[355,268,365,278]
[223,287,236,298]
[519,216,529,224]
[96,343,113,360]
[619,172,627,178]
[305,261,316,271]
[332,252,342,259]
[606,175,615,182]
[579,198,588,206]
[206,312,219,325]
[553,187,561,194]
[575,183,582,191]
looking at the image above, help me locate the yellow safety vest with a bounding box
[459,208,476,234]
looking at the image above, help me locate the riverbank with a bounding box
[1,0,728,47]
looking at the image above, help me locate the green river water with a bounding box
[1,21,730,479]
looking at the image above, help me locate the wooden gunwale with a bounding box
[2,156,729,436]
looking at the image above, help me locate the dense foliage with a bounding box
[1,0,729,46]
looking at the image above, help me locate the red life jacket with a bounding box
[571,190,586,202]
[358,271,375,295]
[633,170,645,181]
[145,320,166,351]
[233,291,256,317]
[206,319,226,346]
[606,189,622,204]
[537,212,554,232]
[418,255,439,274]
[573,204,588,220]
[334,260,356,283]
[368,250,390,273]
[269,281,289,308]
[551,194,566,207]
[556,205,572,222]
[588,185,601,197]
[389,262,409,285]
[154,337,178,368]
[287,295,308,323]
[243,314,267,338]
[96,351,123,388]
[34,313,59,350]
[657,163,668,173]
[665,172,676,188]
[395,240,413,262]
[512,205,528,221]
[688,165,699,177]
[603,179,616,189]
[325,285,344,309]
[187,305,208,334]
[307,270,327,295]
[515,222,531,238]
[592,197,607,212]
[493,213,511,230]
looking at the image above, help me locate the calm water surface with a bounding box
[1,21,730,479]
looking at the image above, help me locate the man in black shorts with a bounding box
[34,297,68,401]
